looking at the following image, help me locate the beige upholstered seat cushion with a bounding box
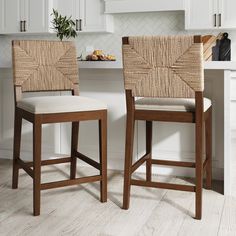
[135,97,211,112]
[17,96,107,114]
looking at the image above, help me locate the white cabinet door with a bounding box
[80,0,113,32]
[53,0,79,19]
[0,0,23,33]
[53,0,80,31]
[185,0,217,29]
[219,0,236,29]
[24,0,51,33]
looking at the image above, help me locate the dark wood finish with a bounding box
[33,115,42,216]
[146,121,152,181]
[122,35,212,220]
[99,112,108,202]
[131,153,150,173]
[41,110,107,124]
[22,157,71,168]
[12,100,107,216]
[194,35,203,43]
[131,179,195,192]
[123,90,135,210]
[17,159,34,178]
[12,108,22,189]
[205,107,212,189]
[41,175,101,190]
[70,122,79,179]
[76,151,101,170]
[151,159,196,168]
[135,110,195,123]
[195,91,204,220]
[122,37,129,44]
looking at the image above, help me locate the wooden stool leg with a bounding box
[70,122,79,179]
[146,121,153,182]
[33,117,42,216]
[195,98,204,220]
[205,108,212,189]
[12,109,22,189]
[123,112,135,210]
[99,112,107,203]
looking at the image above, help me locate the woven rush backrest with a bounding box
[12,40,79,92]
[122,35,204,98]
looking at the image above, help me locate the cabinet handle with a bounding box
[79,19,82,31]
[219,14,221,27]
[76,19,79,31]
[24,21,27,32]
[214,14,217,27]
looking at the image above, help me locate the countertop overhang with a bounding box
[78,61,236,70]
[1,61,236,71]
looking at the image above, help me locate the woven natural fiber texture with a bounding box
[122,36,204,98]
[12,40,79,92]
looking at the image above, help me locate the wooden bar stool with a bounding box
[122,35,212,220]
[12,40,107,216]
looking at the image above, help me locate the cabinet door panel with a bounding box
[219,0,236,29]
[185,0,216,29]
[53,0,79,19]
[24,0,49,32]
[0,0,23,33]
[80,0,106,32]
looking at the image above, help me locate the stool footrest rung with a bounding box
[17,159,34,178]
[75,151,101,170]
[21,157,71,169]
[41,175,102,190]
[151,159,196,168]
[131,179,195,192]
[131,153,150,173]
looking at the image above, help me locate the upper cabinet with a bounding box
[80,0,113,32]
[24,0,53,33]
[0,0,23,34]
[0,0,113,34]
[0,0,53,33]
[185,0,236,29]
[54,0,113,33]
[219,0,236,29]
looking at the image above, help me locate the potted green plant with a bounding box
[51,9,77,41]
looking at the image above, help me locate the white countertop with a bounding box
[78,60,123,69]
[78,60,236,70]
[1,61,236,70]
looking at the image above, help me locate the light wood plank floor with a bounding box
[0,159,235,236]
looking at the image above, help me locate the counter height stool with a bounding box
[122,35,212,220]
[12,40,107,216]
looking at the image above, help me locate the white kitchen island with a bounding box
[0,61,235,196]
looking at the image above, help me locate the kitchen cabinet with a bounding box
[185,0,236,29]
[0,0,113,34]
[0,0,23,33]
[53,0,79,30]
[219,0,236,29]
[80,0,113,32]
[0,0,52,34]
[54,0,113,33]
[24,0,53,33]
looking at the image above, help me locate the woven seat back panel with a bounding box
[12,40,79,92]
[122,36,204,98]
